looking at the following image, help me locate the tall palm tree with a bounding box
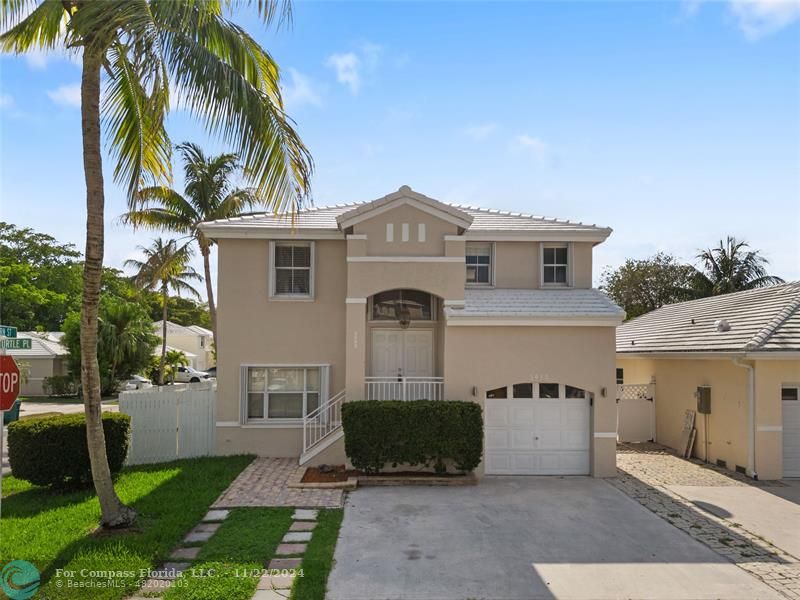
[125,239,201,386]
[695,237,784,296]
[99,299,158,392]
[1,1,312,527]
[121,142,258,343]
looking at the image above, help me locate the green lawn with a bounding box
[162,508,344,600]
[0,455,253,600]
[291,510,344,600]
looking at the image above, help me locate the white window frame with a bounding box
[540,242,572,287]
[269,241,315,300]
[240,364,330,424]
[782,384,800,402]
[465,242,494,287]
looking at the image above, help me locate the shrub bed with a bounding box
[341,400,483,474]
[8,412,131,488]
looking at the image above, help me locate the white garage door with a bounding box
[784,388,800,477]
[485,389,590,475]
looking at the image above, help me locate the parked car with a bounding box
[172,366,211,383]
[125,374,154,391]
[205,366,217,378]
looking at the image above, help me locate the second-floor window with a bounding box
[542,245,569,285]
[271,241,314,298]
[466,243,492,285]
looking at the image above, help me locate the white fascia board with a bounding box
[198,227,345,240]
[446,313,624,327]
[461,230,611,243]
[615,350,800,360]
[347,256,465,263]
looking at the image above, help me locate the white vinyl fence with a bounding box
[617,383,656,443]
[119,382,216,465]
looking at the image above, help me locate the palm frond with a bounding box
[0,0,66,53]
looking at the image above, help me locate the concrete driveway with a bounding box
[327,477,780,600]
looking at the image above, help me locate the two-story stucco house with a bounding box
[199,186,625,477]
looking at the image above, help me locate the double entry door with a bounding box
[371,329,434,379]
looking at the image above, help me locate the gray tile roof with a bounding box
[199,188,610,236]
[453,288,625,319]
[616,282,800,354]
[7,332,69,358]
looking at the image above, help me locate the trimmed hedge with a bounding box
[341,400,483,474]
[7,412,131,488]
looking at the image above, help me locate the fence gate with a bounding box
[119,382,216,465]
[617,383,655,443]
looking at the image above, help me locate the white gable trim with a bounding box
[336,189,473,230]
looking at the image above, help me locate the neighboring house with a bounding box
[7,332,69,396]
[199,186,625,476]
[616,283,800,480]
[152,321,214,371]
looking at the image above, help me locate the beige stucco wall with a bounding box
[214,238,348,456]
[445,325,618,477]
[16,357,59,396]
[353,204,459,256]
[616,355,799,479]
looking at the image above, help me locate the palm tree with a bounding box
[1,1,312,528]
[695,237,784,296]
[164,349,190,383]
[125,239,201,386]
[121,142,258,343]
[99,299,158,393]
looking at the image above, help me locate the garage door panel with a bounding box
[784,401,800,478]
[485,395,590,475]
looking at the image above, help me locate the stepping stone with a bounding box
[292,509,318,521]
[183,522,221,543]
[289,521,317,532]
[253,590,290,600]
[193,522,221,533]
[170,547,201,560]
[267,558,302,570]
[282,531,312,543]
[258,573,295,590]
[275,543,307,555]
[202,509,230,522]
[151,562,190,580]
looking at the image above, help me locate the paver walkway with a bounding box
[613,442,800,600]
[213,458,343,508]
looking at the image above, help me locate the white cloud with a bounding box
[24,46,81,70]
[47,84,81,108]
[326,52,361,94]
[325,42,383,95]
[515,134,550,161]
[464,123,497,141]
[729,0,800,40]
[282,68,322,109]
[0,94,13,109]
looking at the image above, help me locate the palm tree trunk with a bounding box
[159,286,168,385]
[80,45,136,528]
[201,245,217,345]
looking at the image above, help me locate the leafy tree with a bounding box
[1,0,312,528]
[125,239,201,385]
[63,297,158,396]
[143,288,212,329]
[122,142,258,343]
[694,237,784,295]
[600,253,698,320]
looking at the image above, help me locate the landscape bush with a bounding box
[341,400,483,474]
[42,374,78,397]
[8,412,131,488]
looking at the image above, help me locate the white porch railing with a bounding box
[364,377,444,401]
[302,389,345,454]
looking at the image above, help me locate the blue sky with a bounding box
[1,0,799,299]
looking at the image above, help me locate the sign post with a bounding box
[0,354,21,520]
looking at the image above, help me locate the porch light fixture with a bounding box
[396,304,412,329]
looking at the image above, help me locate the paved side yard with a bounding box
[614,442,800,599]
[327,477,779,600]
[213,458,344,508]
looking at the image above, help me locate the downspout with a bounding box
[733,356,756,480]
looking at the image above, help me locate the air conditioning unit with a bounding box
[696,386,711,414]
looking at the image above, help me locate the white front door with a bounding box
[370,329,433,378]
[485,394,591,475]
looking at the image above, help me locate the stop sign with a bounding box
[0,355,20,411]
